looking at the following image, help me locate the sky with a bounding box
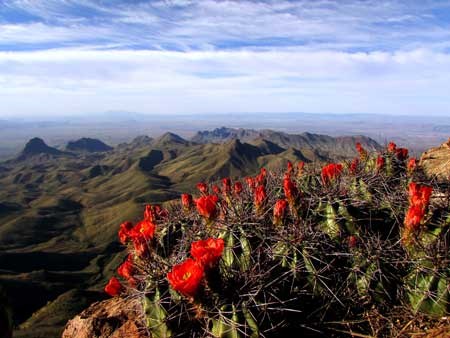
[1,0,450,117]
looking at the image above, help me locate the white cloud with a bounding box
[2,0,450,51]
[0,1,449,116]
[0,22,109,44]
[0,48,449,116]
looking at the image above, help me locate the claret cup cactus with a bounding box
[105,142,450,337]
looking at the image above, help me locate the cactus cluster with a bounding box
[106,142,450,337]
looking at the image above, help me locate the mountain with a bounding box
[153,132,190,147]
[191,127,381,159]
[66,138,113,153]
[17,138,65,160]
[129,135,153,147]
[191,127,260,143]
[156,139,265,190]
[0,128,382,338]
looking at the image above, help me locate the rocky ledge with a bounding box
[420,137,450,181]
[62,296,147,338]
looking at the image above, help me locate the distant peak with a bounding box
[25,137,46,149]
[155,132,187,145]
[21,137,63,157]
[66,138,113,152]
[132,135,152,144]
[191,127,260,144]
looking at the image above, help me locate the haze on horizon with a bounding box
[1,0,450,117]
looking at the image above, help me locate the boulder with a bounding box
[62,296,147,338]
[420,137,450,180]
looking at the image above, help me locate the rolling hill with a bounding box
[0,129,381,337]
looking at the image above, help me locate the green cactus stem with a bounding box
[144,288,172,338]
[406,265,450,317]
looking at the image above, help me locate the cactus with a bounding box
[104,142,450,337]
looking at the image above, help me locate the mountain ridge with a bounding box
[191,127,381,159]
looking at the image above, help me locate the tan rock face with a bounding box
[62,297,148,338]
[420,137,450,180]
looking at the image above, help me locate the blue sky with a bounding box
[1,0,450,117]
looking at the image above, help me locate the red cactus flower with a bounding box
[355,142,363,153]
[283,173,298,202]
[254,185,267,210]
[321,163,343,185]
[234,181,243,195]
[167,258,204,297]
[131,219,155,241]
[181,193,193,209]
[245,176,255,190]
[195,195,219,220]
[190,238,224,267]
[388,141,397,153]
[395,148,408,161]
[274,199,288,218]
[118,221,133,244]
[403,182,433,244]
[376,155,385,171]
[408,182,420,202]
[407,157,417,173]
[196,182,208,194]
[117,255,134,280]
[287,161,293,174]
[356,142,367,160]
[349,157,359,175]
[273,199,288,225]
[404,205,424,231]
[256,168,267,186]
[222,178,232,194]
[132,236,148,257]
[408,182,432,209]
[144,204,167,221]
[105,277,123,297]
[128,219,155,257]
[212,185,221,194]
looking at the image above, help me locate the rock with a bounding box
[62,297,147,338]
[420,137,450,180]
